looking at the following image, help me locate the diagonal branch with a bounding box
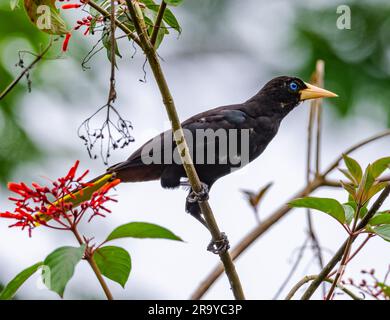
[285,274,362,300]
[125,0,245,300]
[0,41,53,101]
[306,60,326,296]
[150,1,167,46]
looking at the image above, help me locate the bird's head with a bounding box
[259,76,338,113]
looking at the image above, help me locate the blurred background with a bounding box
[0,0,389,299]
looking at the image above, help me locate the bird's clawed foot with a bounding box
[207,232,230,254]
[186,182,209,203]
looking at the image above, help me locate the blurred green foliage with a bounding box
[292,2,390,125]
[0,2,50,183]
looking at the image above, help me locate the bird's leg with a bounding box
[185,182,230,254]
[207,232,230,254]
[185,182,210,203]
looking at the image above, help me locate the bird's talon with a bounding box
[207,232,230,254]
[186,183,209,203]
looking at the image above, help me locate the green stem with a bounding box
[325,203,362,300]
[150,1,167,46]
[67,216,114,300]
[86,0,141,46]
[285,275,361,300]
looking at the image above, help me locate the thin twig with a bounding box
[150,1,167,46]
[306,60,326,296]
[126,0,245,300]
[300,184,390,300]
[108,0,117,104]
[272,237,309,299]
[323,130,390,176]
[190,130,390,300]
[285,275,362,300]
[0,41,53,101]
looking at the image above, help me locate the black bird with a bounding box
[83,76,337,251]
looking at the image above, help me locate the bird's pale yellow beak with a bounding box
[300,82,338,101]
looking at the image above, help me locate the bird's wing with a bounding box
[109,105,253,172]
[182,105,251,131]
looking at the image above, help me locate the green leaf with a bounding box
[143,0,181,33]
[164,0,184,6]
[341,180,356,199]
[343,154,363,184]
[23,0,70,35]
[366,182,388,201]
[43,245,85,297]
[371,156,390,178]
[377,282,390,298]
[93,246,131,288]
[373,225,390,242]
[106,222,183,242]
[289,197,345,224]
[162,8,181,33]
[359,205,369,218]
[357,165,375,203]
[369,212,390,226]
[342,204,355,225]
[102,26,122,64]
[0,262,43,300]
[10,0,20,10]
[339,168,357,185]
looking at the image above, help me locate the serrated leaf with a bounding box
[373,225,390,242]
[342,154,362,184]
[106,222,183,242]
[369,212,390,226]
[23,0,69,35]
[342,204,355,225]
[289,197,345,224]
[0,262,43,300]
[93,246,131,288]
[164,0,184,6]
[371,157,390,178]
[43,245,85,297]
[10,0,20,10]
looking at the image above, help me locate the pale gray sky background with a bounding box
[0,0,389,299]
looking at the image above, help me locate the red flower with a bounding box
[0,161,120,236]
[62,33,72,52]
[61,4,82,10]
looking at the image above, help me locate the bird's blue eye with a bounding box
[289,81,298,91]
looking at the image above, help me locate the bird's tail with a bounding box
[34,172,118,224]
[34,160,163,225]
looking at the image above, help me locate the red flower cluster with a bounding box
[0,161,120,237]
